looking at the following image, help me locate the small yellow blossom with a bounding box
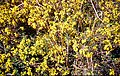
[27,67,32,75]
[14,32,19,37]
[20,27,24,30]
[85,52,93,58]
[32,23,36,29]
[103,17,110,23]
[109,69,114,75]
[5,27,11,35]
[81,39,86,44]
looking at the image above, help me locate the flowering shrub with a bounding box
[0,0,120,75]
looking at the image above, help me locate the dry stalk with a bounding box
[90,0,102,21]
[36,0,42,7]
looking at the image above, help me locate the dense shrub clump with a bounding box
[0,0,120,75]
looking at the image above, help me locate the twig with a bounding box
[91,56,94,75]
[92,18,97,32]
[66,33,69,70]
[90,0,102,21]
[18,3,24,7]
[36,0,42,7]
[73,64,81,69]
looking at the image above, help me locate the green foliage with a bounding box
[0,0,120,75]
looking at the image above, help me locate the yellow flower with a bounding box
[94,63,99,68]
[30,46,36,50]
[27,67,32,75]
[79,50,84,55]
[12,20,16,26]
[62,70,69,75]
[32,23,36,29]
[36,66,40,72]
[40,61,48,71]
[79,46,88,56]
[81,39,86,44]
[30,58,35,65]
[104,45,109,51]
[109,69,114,75]
[106,51,110,55]
[20,27,24,30]
[103,40,112,50]
[1,54,6,62]
[103,39,110,44]
[103,17,110,23]
[6,53,11,57]
[12,6,18,13]
[14,32,19,37]
[72,40,78,52]
[20,53,25,60]
[93,45,98,50]
[21,71,27,76]
[49,68,58,75]
[5,58,12,69]
[26,39,31,44]
[57,67,62,71]
[5,27,11,35]
[85,52,93,58]
[101,7,104,10]
[94,37,99,41]
[12,69,17,75]
[24,1,28,7]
